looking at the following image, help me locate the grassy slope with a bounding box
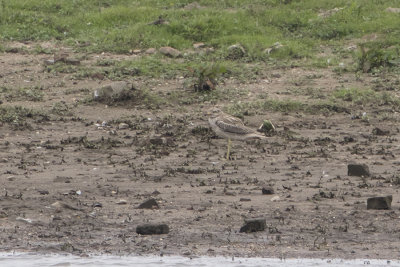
[1,0,399,57]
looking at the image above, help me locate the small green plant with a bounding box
[356,45,396,73]
[188,63,227,91]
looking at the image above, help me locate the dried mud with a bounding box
[1,45,400,260]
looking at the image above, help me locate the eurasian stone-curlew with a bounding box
[208,109,266,159]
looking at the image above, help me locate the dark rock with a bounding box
[38,190,49,195]
[240,198,251,202]
[348,164,370,177]
[367,196,392,210]
[262,187,274,195]
[152,190,161,195]
[149,137,165,145]
[159,46,181,58]
[239,218,266,233]
[136,224,169,235]
[93,202,103,208]
[138,198,159,209]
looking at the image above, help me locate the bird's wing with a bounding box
[215,115,254,135]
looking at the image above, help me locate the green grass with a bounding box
[0,86,44,102]
[1,0,399,62]
[225,86,400,118]
[226,98,347,118]
[0,105,49,129]
[332,87,400,107]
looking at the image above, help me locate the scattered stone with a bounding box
[93,202,103,208]
[138,198,159,209]
[159,46,181,58]
[348,164,370,177]
[239,218,266,233]
[16,217,33,224]
[93,81,135,103]
[152,190,161,195]
[136,224,169,235]
[193,42,206,49]
[43,59,55,65]
[118,123,129,130]
[145,48,157,54]
[149,137,165,145]
[386,7,400,13]
[149,136,174,146]
[227,44,246,59]
[262,187,274,195]
[271,196,280,202]
[372,127,389,136]
[240,198,251,202]
[116,199,128,205]
[367,196,392,210]
[38,190,49,195]
[131,49,141,54]
[343,136,356,143]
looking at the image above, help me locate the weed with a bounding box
[3,86,44,102]
[356,44,398,73]
[0,105,48,129]
[51,101,73,116]
[188,63,227,91]
[332,87,400,109]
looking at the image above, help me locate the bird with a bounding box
[208,108,267,160]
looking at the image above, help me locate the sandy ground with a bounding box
[0,44,400,260]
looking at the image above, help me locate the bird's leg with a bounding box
[226,138,231,160]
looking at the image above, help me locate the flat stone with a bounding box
[145,48,157,54]
[386,7,400,13]
[136,224,169,235]
[367,196,392,210]
[193,42,206,49]
[93,81,135,103]
[159,46,181,58]
[262,187,274,195]
[116,199,128,205]
[239,218,266,233]
[118,123,129,130]
[348,164,370,177]
[138,198,159,209]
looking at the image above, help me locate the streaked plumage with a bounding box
[208,109,266,159]
[208,109,266,140]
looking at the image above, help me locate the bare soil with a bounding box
[1,43,400,260]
